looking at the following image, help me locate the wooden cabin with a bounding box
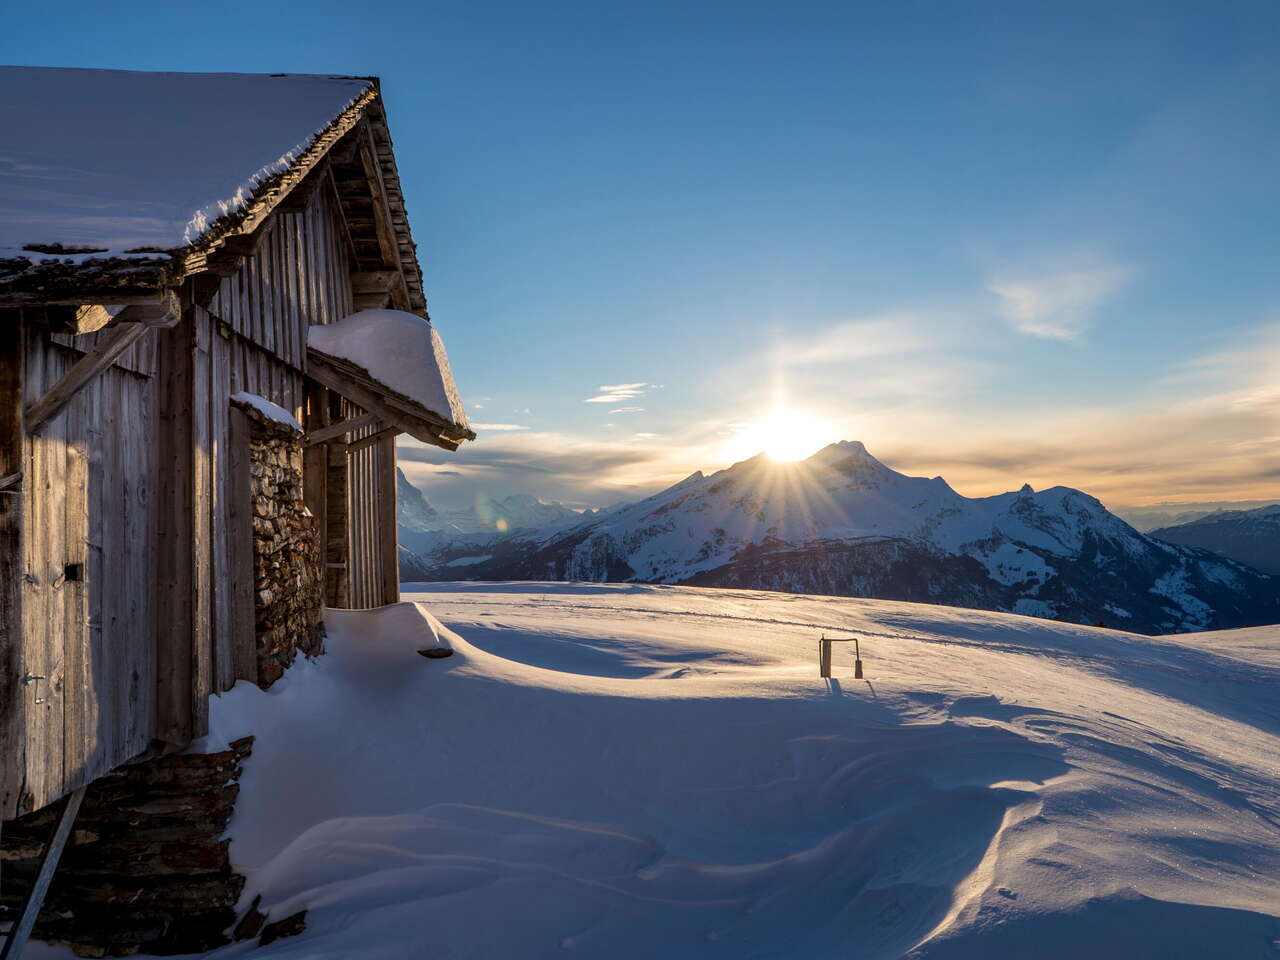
[0,67,474,821]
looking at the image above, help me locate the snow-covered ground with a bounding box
[44,583,1279,958]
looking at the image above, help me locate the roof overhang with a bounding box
[306,346,475,452]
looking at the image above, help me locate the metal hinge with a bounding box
[21,672,47,704]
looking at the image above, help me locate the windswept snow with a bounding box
[0,67,372,259]
[155,583,1280,959]
[308,310,470,430]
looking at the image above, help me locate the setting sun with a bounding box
[727,409,836,463]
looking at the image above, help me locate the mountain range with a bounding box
[397,466,583,541]
[398,442,1280,635]
[1150,504,1280,575]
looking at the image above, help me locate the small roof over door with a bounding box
[307,309,475,451]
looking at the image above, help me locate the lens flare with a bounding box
[726,410,835,463]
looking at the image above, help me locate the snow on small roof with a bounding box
[0,66,372,262]
[230,392,303,433]
[308,309,472,436]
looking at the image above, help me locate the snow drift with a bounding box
[138,582,1280,958]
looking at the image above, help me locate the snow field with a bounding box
[175,584,1279,957]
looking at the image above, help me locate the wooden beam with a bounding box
[350,270,400,311]
[24,322,148,433]
[306,352,465,451]
[346,425,399,455]
[357,123,410,310]
[0,786,86,960]
[118,291,180,328]
[325,164,360,265]
[304,412,380,447]
[71,304,125,334]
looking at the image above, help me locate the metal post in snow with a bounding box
[817,635,865,680]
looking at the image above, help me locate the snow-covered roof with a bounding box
[308,309,474,449]
[230,392,304,433]
[0,66,379,302]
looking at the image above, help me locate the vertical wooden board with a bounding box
[280,220,293,360]
[227,409,257,683]
[60,370,96,792]
[234,266,247,337]
[191,308,213,737]
[379,436,399,605]
[264,222,278,358]
[247,249,262,347]
[302,383,329,579]
[348,435,363,608]
[97,368,124,765]
[249,237,263,348]
[298,208,314,332]
[123,371,156,757]
[322,200,338,322]
[229,265,244,338]
[313,198,329,324]
[154,315,195,746]
[324,393,349,609]
[210,324,234,693]
[286,214,301,367]
[23,336,68,813]
[0,318,26,818]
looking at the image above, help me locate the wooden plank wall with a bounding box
[192,185,357,711]
[7,183,374,810]
[345,410,399,609]
[15,330,157,816]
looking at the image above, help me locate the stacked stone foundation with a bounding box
[0,739,254,956]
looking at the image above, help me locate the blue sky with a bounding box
[5,1,1278,511]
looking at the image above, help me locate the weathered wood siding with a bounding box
[189,186,356,732]
[346,419,399,609]
[4,180,396,815]
[13,330,157,816]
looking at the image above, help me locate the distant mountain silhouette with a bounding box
[1150,504,1280,575]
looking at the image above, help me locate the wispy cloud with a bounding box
[472,423,530,431]
[610,406,645,414]
[584,382,653,404]
[775,315,928,366]
[989,266,1128,341]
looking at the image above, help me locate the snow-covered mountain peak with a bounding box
[402,441,1280,635]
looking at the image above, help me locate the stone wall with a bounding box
[0,739,254,956]
[239,401,325,686]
